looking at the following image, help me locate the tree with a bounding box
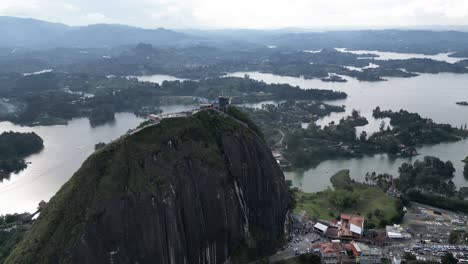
[463,157,468,179]
[441,253,458,264]
[293,149,310,168]
[379,219,389,227]
[448,230,467,244]
[403,252,416,261]
[360,131,367,142]
[328,190,360,209]
[374,209,383,218]
[351,109,360,119]
[397,156,456,195]
[374,106,381,115]
[379,121,386,132]
[299,253,321,264]
[287,131,302,150]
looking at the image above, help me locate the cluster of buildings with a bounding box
[147,96,231,125]
[291,213,416,264]
[310,215,383,263]
[291,207,466,263]
[313,214,365,241]
[315,241,383,264]
[199,96,230,110]
[310,214,412,245]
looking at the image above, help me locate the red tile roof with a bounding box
[320,243,339,255]
[340,214,365,237]
[341,214,351,220]
[325,226,340,239]
[350,216,364,227]
[344,244,354,252]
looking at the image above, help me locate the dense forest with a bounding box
[2,41,468,82]
[396,156,468,213]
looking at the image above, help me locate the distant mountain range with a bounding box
[0,16,197,49]
[4,16,468,54]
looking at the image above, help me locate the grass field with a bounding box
[293,170,402,227]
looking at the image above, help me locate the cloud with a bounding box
[1,0,468,29]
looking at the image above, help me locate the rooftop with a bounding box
[324,226,340,239]
[314,222,328,232]
[386,225,412,239]
[340,214,365,237]
[319,242,344,256]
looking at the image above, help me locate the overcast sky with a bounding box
[2,0,468,29]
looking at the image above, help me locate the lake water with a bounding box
[3,69,468,213]
[343,63,380,72]
[240,100,283,109]
[335,48,467,64]
[228,71,468,192]
[132,74,186,85]
[0,105,196,214]
[228,71,468,128]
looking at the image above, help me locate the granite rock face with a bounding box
[7,109,290,264]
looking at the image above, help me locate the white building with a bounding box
[314,222,329,234]
[451,219,465,226]
[386,225,412,240]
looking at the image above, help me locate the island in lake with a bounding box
[244,103,468,169]
[0,131,44,180]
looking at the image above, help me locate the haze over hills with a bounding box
[1,7,468,264]
[4,16,468,55]
[0,16,195,49]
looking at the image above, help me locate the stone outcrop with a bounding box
[7,109,290,264]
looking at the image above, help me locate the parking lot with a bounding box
[402,244,468,262]
[268,232,323,262]
[403,203,467,244]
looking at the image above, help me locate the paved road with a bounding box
[268,233,323,263]
[274,129,285,147]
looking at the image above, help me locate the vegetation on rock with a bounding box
[6,109,290,263]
